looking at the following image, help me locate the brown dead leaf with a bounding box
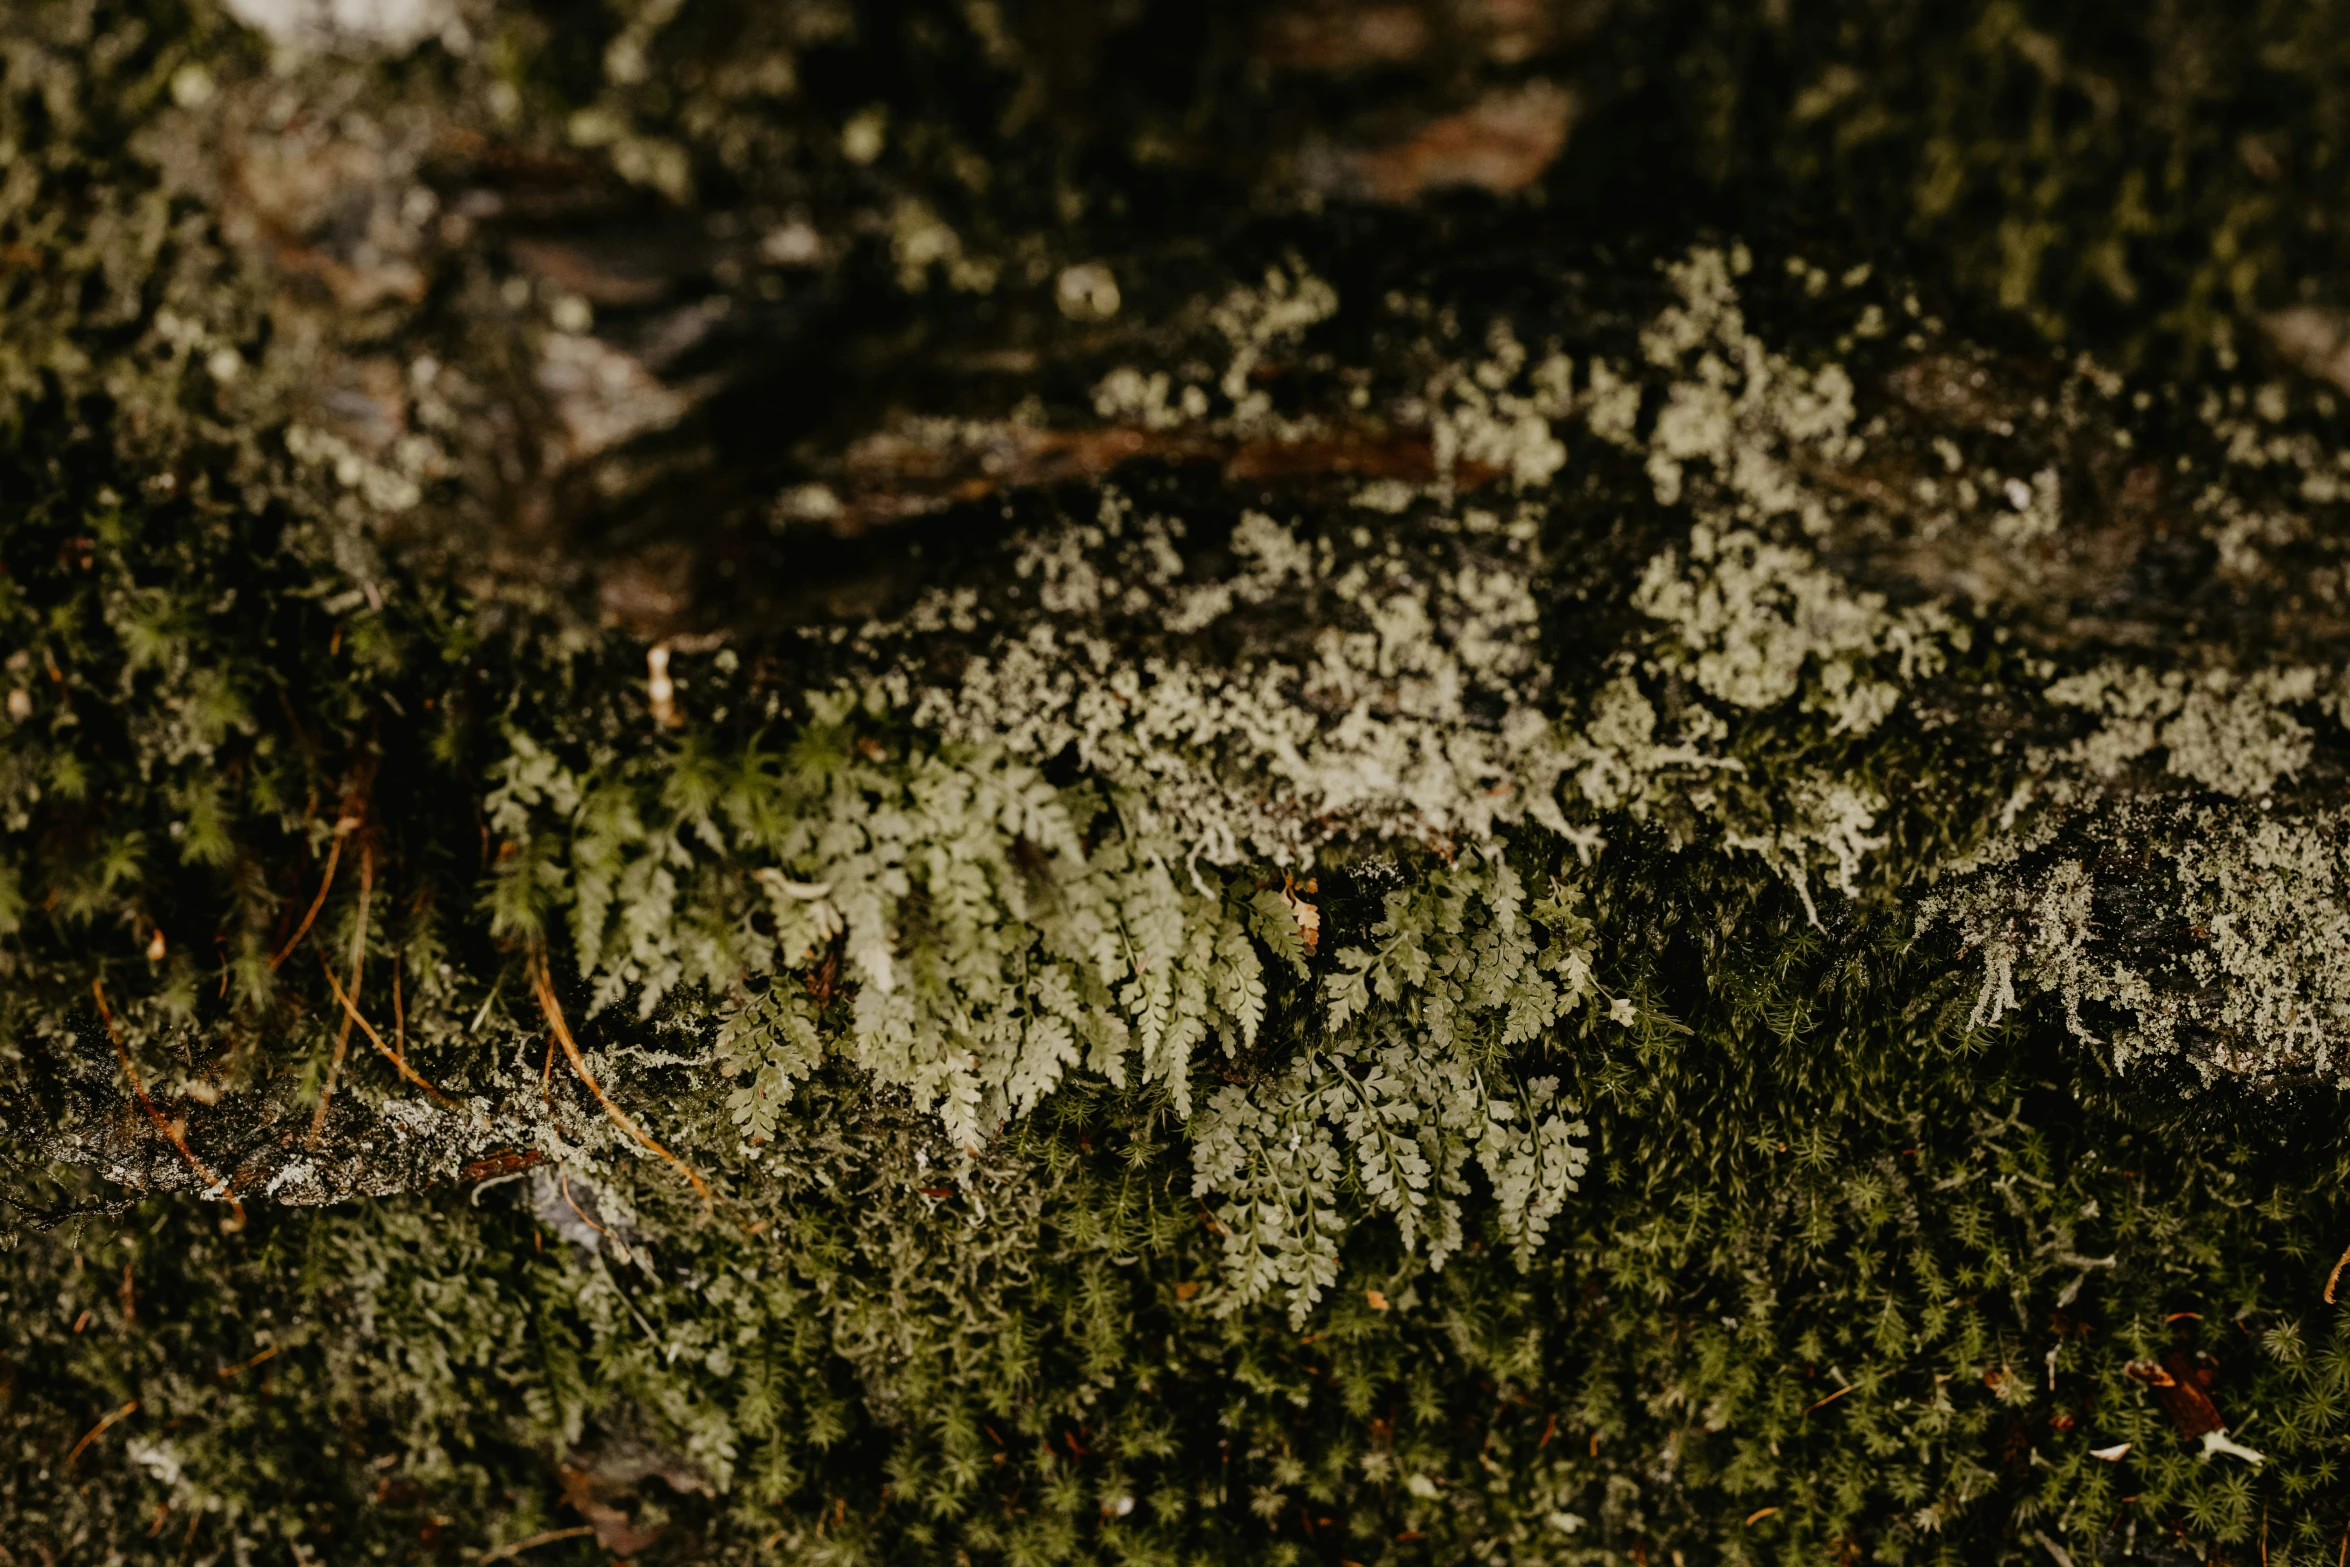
[558,1465,664,1556]
[2125,1353,2225,1440]
[1282,882,1321,955]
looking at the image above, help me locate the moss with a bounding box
[10,1,2350,1561]
[8,886,2349,1563]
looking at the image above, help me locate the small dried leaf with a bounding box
[1282,884,1320,955]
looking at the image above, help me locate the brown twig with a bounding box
[478,1526,597,1563]
[64,1399,138,1468]
[392,951,406,1064]
[92,981,244,1229]
[461,1150,544,1183]
[530,956,711,1205]
[308,840,373,1145]
[270,815,359,969]
[216,1344,279,1380]
[559,1173,609,1238]
[319,952,467,1112]
[2325,1238,2350,1304]
[1803,1383,1857,1415]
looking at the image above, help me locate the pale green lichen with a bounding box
[1089,262,1337,434]
[1927,802,2350,1087]
[1632,520,1954,729]
[1037,249,1970,928]
[2039,663,2321,800]
[1209,263,1341,427]
[886,195,999,293]
[1632,245,1862,526]
[888,491,1572,865]
[1987,465,2062,547]
[1543,250,1975,912]
[1089,364,1211,429]
[1921,648,2350,1081]
[1428,319,1574,487]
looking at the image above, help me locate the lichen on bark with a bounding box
[6,1,2350,1564]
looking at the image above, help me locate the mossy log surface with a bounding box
[3,2,2350,1563]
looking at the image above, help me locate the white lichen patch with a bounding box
[2187,380,2350,581]
[1920,648,2350,1084]
[903,248,1981,915]
[2205,496,2312,582]
[1990,466,2062,547]
[222,0,457,53]
[1429,320,1574,487]
[1210,264,1340,426]
[1086,263,1336,437]
[2168,810,2350,1081]
[883,495,1570,865]
[1091,366,1211,429]
[1628,247,1862,528]
[1925,802,2350,1088]
[2039,663,2319,799]
[887,197,1000,293]
[1555,670,1732,825]
[1561,248,2001,915]
[1632,521,1955,729]
[1721,772,1891,927]
[284,421,430,512]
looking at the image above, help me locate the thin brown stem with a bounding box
[1802,1383,1857,1416]
[319,954,470,1114]
[530,955,711,1205]
[308,840,372,1146]
[2326,1237,2350,1304]
[269,817,358,969]
[558,1173,609,1237]
[216,1344,280,1380]
[92,980,244,1229]
[64,1399,138,1469]
[478,1526,597,1563]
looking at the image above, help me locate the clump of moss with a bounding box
[9,3,2350,1561]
